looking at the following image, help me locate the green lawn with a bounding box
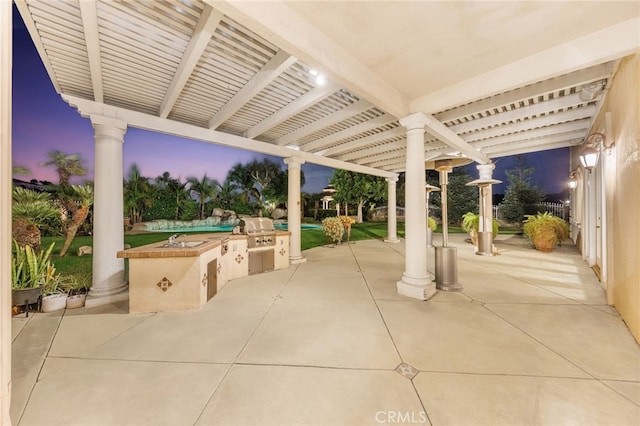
[42,221,521,285]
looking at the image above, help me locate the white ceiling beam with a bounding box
[355,148,407,165]
[14,0,62,94]
[159,5,223,118]
[208,49,297,129]
[412,17,640,114]
[78,0,104,103]
[63,95,396,178]
[481,131,586,155]
[210,0,409,118]
[302,114,396,153]
[473,120,591,149]
[462,106,596,143]
[376,149,445,172]
[275,99,372,146]
[365,157,406,169]
[488,140,583,159]
[337,136,406,161]
[424,115,490,164]
[449,93,588,134]
[323,127,404,158]
[435,63,612,122]
[244,82,341,139]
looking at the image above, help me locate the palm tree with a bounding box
[217,177,238,210]
[187,174,220,219]
[12,165,31,176]
[40,150,86,186]
[12,187,59,252]
[124,164,152,223]
[59,184,94,256]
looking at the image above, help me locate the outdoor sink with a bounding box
[161,241,205,248]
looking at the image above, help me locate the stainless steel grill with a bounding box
[239,218,276,249]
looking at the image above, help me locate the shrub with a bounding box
[322,217,344,244]
[427,216,437,231]
[11,240,57,289]
[461,212,499,237]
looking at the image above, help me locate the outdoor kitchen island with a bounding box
[118,219,290,313]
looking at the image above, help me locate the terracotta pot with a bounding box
[533,231,557,253]
[41,293,67,312]
[66,293,87,309]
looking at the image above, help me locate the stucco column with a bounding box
[284,156,306,264]
[86,116,129,307]
[1,2,13,422]
[384,177,400,243]
[397,113,435,300]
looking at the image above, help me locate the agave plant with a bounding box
[11,240,57,289]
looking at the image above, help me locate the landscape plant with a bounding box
[461,212,499,245]
[11,240,57,289]
[322,217,344,244]
[523,212,569,252]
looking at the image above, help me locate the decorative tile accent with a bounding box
[279,248,286,256]
[201,273,207,287]
[235,254,244,264]
[395,363,419,380]
[156,277,173,292]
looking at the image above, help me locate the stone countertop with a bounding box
[117,231,290,259]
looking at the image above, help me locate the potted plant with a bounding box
[322,217,345,246]
[11,240,56,316]
[461,212,499,246]
[64,278,89,309]
[523,212,569,253]
[41,275,68,313]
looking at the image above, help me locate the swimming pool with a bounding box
[158,223,322,233]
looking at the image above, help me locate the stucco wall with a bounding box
[594,52,640,343]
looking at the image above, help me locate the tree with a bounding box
[153,172,190,220]
[500,156,545,224]
[187,174,220,219]
[228,163,260,205]
[40,150,86,186]
[217,177,239,210]
[330,170,387,223]
[59,184,94,256]
[246,158,282,207]
[12,187,59,252]
[124,164,152,223]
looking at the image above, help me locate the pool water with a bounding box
[160,223,322,233]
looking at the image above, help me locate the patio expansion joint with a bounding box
[192,262,301,425]
[480,303,598,380]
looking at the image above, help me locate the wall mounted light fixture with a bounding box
[567,170,580,189]
[579,132,614,171]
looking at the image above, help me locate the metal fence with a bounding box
[493,202,568,221]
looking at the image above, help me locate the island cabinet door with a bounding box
[274,235,290,270]
[206,259,217,301]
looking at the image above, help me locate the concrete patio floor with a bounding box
[10,234,640,425]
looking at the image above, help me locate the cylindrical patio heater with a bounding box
[434,159,462,291]
[467,164,501,256]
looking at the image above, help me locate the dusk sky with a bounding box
[11,6,568,196]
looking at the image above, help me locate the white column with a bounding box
[397,113,436,300]
[86,116,129,307]
[284,156,306,264]
[1,2,13,422]
[384,177,400,243]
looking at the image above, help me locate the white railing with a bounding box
[493,202,568,221]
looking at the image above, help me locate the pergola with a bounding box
[10,0,637,306]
